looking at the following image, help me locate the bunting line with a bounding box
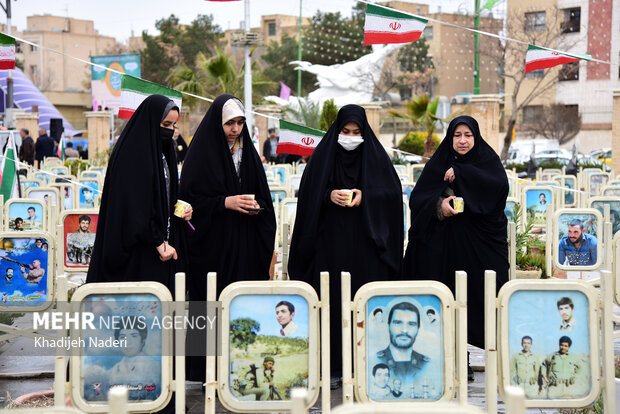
[357,0,613,67]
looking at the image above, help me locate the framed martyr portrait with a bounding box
[218,281,320,412]
[553,209,602,271]
[5,198,46,232]
[70,282,173,413]
[553,175,577,208]
[588,197,620,238]
[587,172,609,197]
[78,180,100,209]
[522,186,553,227]
[504,198,519,222]
[0,232,54,312]
[26,186,60,208]
[353,281,455,403]
[50,182,78,211]
[497,280,599,408]
[61,209,99,272]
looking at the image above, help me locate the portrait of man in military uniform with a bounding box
[366,295,443,401]
[541,336,583,399]
[375,301,430,381]
[509,335,542,398]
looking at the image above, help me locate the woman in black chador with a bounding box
[288,104,403,386]
[402,115,509,376]
[86,94,192,292]
[180,94,276,382]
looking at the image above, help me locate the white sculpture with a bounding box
[266,44,404,108]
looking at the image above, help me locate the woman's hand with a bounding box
[441,196,458,217]
[225,195,258,214]
[156,242,178,261]
[330,190,350,207]
[444,167,455,183]
[181,205,193,221]
[350,189,362,207]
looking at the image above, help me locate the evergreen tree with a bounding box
[319,99,338,131]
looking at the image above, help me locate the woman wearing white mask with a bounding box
[289,105,403,388]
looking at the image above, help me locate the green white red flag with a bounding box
[119,75,182,119]
[57,135,65,160]
[0,133,20,201]
[0,33,16,70]
[525,45,591,73]
[276,120,324,156]
[364,3,428,45]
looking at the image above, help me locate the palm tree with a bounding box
[167,49,274,109]
[390,95,440,160]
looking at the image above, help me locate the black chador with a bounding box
[288,104,403,376]
[179,94,276,382]
[402,115,509,348]
[86,94,184,292]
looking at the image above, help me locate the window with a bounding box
[30,65,37,78]
[15,43,22,53]
[526,69,544,79]
[522,105,542,124]
[563,104,579,119]
[30,44,37,53]
[268,22,276,36]
[562,8,580,33]
[558,61,579,81]
[423,26,433,40]
[525,11,546,32]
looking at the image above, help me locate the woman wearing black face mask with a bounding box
[288,105,403,387]
[86,94,192,294]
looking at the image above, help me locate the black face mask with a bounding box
[159,126,174,144]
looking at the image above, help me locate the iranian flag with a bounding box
[0,133,20,201]
[119,75,182,119]
[0,33,15,70]
[525,45,591,73]
[57,135,64,160]
[276,120,324,156]
[364,3,428,45]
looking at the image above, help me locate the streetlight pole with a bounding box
[297,0,302,97]
[0,0,13,122]
[243,0,253,134]
[474,0,480,95]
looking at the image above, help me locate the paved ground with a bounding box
[1,312,619,412]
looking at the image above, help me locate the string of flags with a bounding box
[362,2,595,73]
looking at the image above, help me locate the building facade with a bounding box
[506,0,620,152]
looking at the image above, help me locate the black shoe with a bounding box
[468,365,475,382]
[330,376,342,390]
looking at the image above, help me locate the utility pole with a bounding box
[0,0,13,125]
[297,0,302,97]
[474,0,480,95]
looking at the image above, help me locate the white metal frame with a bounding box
[0,231,55,313]
[217,280,321,412]
[552,208,603,271]
[496,279,600,408]
[68,281,174,413]
[351,281,456,404]
[5,198,47,232]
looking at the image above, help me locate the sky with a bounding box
[8,0,497,43]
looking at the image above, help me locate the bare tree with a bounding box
[526,104,581,144]
[478,6,580,159]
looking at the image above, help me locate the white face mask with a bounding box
[338,134,364,151]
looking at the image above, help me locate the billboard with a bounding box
[91,53,141,113]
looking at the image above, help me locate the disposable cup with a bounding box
[453,197,464,213]
[340,189,354,205]
[174,200,191,218]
